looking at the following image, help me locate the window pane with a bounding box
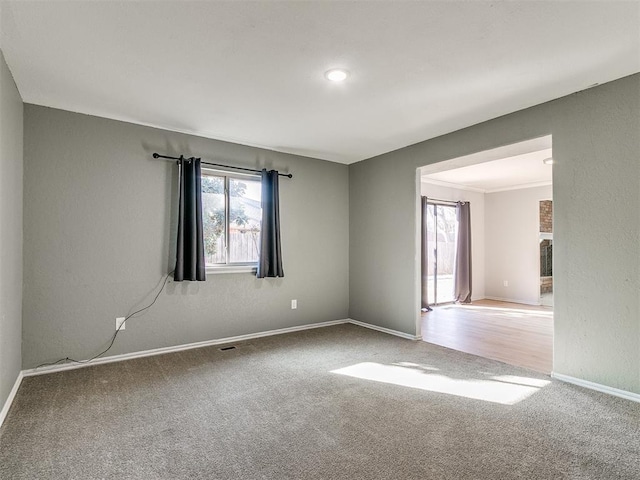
[434,205,458,303]
[426,204,435,306]
[426,203,458,304]
[201,174,226,265]
[229,177,261,263]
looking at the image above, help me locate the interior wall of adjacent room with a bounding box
[22,105,349,369]
[420,181,485,301]
[484,185,552,305]
[349,73,640,394]
[0,49,23,409]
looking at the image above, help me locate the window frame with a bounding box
[201,167,262,274]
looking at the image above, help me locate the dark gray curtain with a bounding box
[257,169,284,278]
[421,197,432,311]
[174,157,206,282]
[454,201,472,303]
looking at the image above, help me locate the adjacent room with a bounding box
[1,1,639,479]
[419,137,555,373]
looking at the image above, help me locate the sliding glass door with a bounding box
[426,203,458,305]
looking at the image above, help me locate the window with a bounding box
[201,170,262,269]
[426,202,458,305]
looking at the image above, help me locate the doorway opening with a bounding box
[417,136,554,373]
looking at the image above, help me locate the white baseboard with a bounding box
[0,371,24,428]
[348,318,421,341]
[23,319,349,377]
[22,318,422,378]
[552,372,640,403]
[484,296,541,306]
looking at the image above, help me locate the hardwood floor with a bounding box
[421,299,553,374]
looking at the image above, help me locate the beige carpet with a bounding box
[1,324,638,479]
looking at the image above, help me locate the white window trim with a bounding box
[202,167,260,179]
[206,265,257,275]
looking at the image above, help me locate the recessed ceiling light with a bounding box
[325,69,349,82]
[543,157,554,165]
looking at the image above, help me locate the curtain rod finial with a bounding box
[152,153,159,158]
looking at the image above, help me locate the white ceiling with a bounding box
[1,1,638,164]
[422,148,553,193]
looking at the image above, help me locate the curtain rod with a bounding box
[152,153,293,178]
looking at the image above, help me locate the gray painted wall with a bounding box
[349,74,640,394]
[23,105,349,369]
[485,185,553,305]
[0,49,23,409]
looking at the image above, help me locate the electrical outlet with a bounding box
[503,280,509,287]
[116,317,126,331]
[291,299,297,310]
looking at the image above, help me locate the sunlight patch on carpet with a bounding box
[331,362,550,405]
